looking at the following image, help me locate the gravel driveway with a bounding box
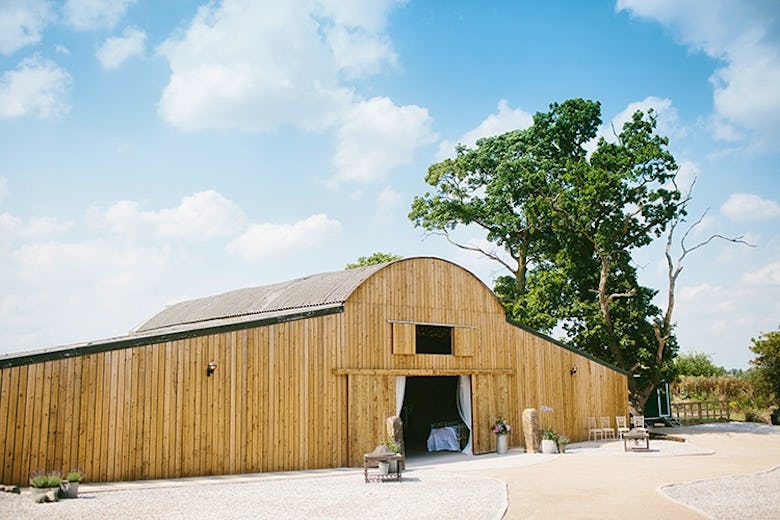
[0,470,507,520]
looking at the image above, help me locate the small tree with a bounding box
[673,351,727,377]
[346,252,402,269]
[749,329,780,409]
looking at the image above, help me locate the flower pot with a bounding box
[60,480,79,499]
[496,434,509,454]
[558,444,567,453]
[541,439,558,454]
[30,486,59,503]
[378,461,390,474]
[388,459,398,473]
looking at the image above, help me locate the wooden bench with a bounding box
[623,428,650,451]
[363,451,404,483]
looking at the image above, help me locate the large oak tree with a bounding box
[410,99,684,410]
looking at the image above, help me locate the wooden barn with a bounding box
[0,257,628,486]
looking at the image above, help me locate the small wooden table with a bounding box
[363,452,403,483]
[623,429,650,451]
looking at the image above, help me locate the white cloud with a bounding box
[54,44,70,55]
[88,190,245,241]
[742,261,780,286]
[96,26,145,70]
[678,282,723,303]
[1,215,73,240]
[323,24,396,79]
[376,186,404,214]
[674,160,700,193]
[609,96,686,140]
[0,0,54,55]
[227,213,342,261]
[158,0,405,132]
[721,193,780,221]
[617,0,780,149]
[332,96,436,183]
[13,239,167,290]
[314,0,404,32]
[0,54,71,119]
[437,99,533,160]
[62,0,134,30]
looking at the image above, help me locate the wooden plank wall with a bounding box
[0,314,349,487]
[1,257,628,485]
[341,258,628,461]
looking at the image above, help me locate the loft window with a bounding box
[416,325,452,355]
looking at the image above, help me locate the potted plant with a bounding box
[557,435,570,453]
[29,470,63,503]
[60,469,84,499]
[384,439,401,472]
[491,416,512,454]
[539,405,558,454]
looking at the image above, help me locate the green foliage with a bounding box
[384,439,401,453]
[29,470,63,488]
[409,98,684,409]
[743,409,766,423]
[66,469,84,482]
[345,252,402,269]
[674,351,727,378]
[749,329,780,408]
[672,375,753,403]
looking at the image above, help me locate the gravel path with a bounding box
[659,465,780,520]
[0,471,507,520]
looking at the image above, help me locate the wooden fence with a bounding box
[671,400,730,423]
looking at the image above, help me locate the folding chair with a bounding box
[600,416,616,439]
[615,416,630,438]
[588,416,604,441]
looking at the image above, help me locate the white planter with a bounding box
[388,459,398,473]
[541,439,558,454]
[378,461,390,474]
[496,434,508,454]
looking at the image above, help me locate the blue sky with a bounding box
[1,0,778,369]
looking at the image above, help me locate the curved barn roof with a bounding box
[131,262,391,335]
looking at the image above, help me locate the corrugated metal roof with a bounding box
[132,262,390,335]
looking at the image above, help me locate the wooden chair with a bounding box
[588,416,604,441]
[615,416,630,438]
[600,416,616,439]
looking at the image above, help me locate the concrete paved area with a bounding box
[439,422,780,519]
[9,422,780,519]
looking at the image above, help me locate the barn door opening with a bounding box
[400,376,471,455]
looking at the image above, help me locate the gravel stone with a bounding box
[0,471,507,520]
[660,466,780,520]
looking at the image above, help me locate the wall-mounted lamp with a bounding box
[207,361,217,377]
[570,365,578,376]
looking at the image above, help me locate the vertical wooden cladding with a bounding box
[0,257,628,485]
[0,313,348,486]
[507,330,629,444]
[342,258,516,460]
[341,258,627,458]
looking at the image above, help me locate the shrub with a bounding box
[65,469,84,482]
[29,470,63,488]
[743,410,766,423]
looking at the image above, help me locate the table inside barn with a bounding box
[363,452,404,482]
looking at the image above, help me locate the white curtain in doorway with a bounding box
[395,376,406,415]
[456,375,473,455]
